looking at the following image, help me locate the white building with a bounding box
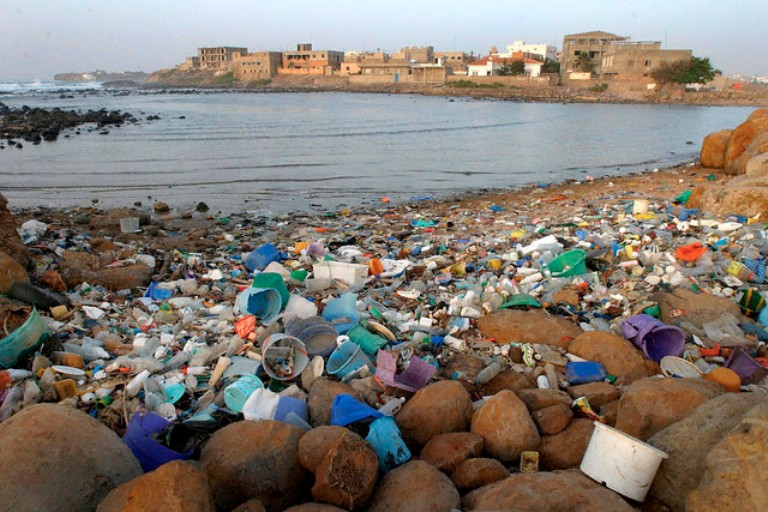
[467,56,544,77]
[499,41,557,62]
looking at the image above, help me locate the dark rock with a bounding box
[396,380,474,448]
[311,433,379,510]
[298,425,357,473]
[307,379,362,427]
[471,390,540,463]
[539,418,595,470]
[419,432,484,473]
[476,309,581,348]
[368,460,461,512]
[450,458,509,493]
[532,403,574,435]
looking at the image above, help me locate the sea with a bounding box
[0,79,755,215]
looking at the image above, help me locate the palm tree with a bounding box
[574,52,595,73]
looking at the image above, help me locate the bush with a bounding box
[588,83,608,92]
[213,72,234,86]
[450,80,505,89]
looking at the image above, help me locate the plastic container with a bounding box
[330,394,383,426]
[241,388,281,421]
[119,217,140,233]
[251,272,290,309]
[261,334,309,381]
[659,356,703,379]
[724,346,768,385]
[619,314,685,362]
[703,367,742,392]
[737,289,765,318]
[347,324,388,355]
[366,416,412,472]
[274,396,309,423]
[0,308,49,369]
[285,316,338,359]
[322,293,360,334]
[545,249,588,277]
[580,421,669,501]
[565,361,607,384]
[327,340,373,378]
[235,287,282,324]
[224,374,264,412]
[375,350,436,392]
[123,411,193,472]
[245,243,281,272]
[313,261,369,289]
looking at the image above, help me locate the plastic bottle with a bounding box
[126,370,150,397]
[379,397,406,416]
[476,361,503,385]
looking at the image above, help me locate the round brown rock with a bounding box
[97,461,214,512]
[283,505,347,512]
[311,433,379,510]
[200,420,309,512]
[479,369,535,395]
[0,250,29,294]
[368,460,460,512]
[462,469,634,511]
[451,458,509,492]
[532,403,574,435]
[298,425,357,473]
[307,378,363,427]
[419,432,484,473]
[568,331,655,382]
[471,390,540,463]
[476,309,581,349]
[539,418,596,470]
[395,380,473,448]
[0,404,142,512]
[700,129,732,169]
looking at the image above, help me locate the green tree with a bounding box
[542,59,560,74]
[651,56,720,85]
[574,52,595,73]
[499,61,526,76]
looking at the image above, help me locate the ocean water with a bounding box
[0,88,754,214]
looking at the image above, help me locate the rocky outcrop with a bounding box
[298,426,357,473]
[648,393,768,511]
[0,404,142,512]
[567,331,655,383]
[532,403,573,435]
[395,380,474,448]
[655,288,743,328]
[0,251,29,294]
[686,402,768,511]
[723,109,768,174]
[699,129,732,168]
[462,470,634,512]
[60,250,153,291]
[615,377,723,440]
[0,193,30,268]
[476,309,581,348]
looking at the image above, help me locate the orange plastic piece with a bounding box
[235,315,257,339]
[698,344,720,357]
[314,227,329,233]
[703,367,741,392]
[294,241,309,255]
[381,197,391,203]
[675,242,707,262]
[368,258,384,276]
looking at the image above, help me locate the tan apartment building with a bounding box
[392,46,434,63]
[198,47,248,70]
[434,51,472,73]
[280,43,344,75]
[560,31,628,78]
[232,51,283,81]
[600,42,692,79]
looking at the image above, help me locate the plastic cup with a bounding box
[235,287,282,324]
[327,340,373,378]
[224,374,264,412]
[261,334,309,381]
[251,272,290,309]
[619,314,685,362]
[724,346,768,385]
[322,293,360,334]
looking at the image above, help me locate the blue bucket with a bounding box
[245,243,281,272]
[235,287,281,323]
[326,340,373,378]
[365,416,411,472]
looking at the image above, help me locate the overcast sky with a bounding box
[2,0,766,80]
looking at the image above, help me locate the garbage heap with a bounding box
[1,167,768,511]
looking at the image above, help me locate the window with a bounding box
[645,60,652,67]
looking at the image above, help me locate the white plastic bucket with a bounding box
[580,421,668,501]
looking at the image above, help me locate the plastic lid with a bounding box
[659,356,703,379]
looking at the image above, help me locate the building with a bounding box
[560,31,628,78]
[434,51,472,74]
[178,56,200,71]
[600,42,692,79]
[232,51,283,81]
[198,47,248,70]
[392,46,434,63]
[467,54,544,77]
[500,41,557,62]
[280,43,344,75]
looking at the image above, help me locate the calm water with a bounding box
[0,89,754,214]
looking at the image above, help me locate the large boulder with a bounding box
[478,369,535,395]
[476,309,581,349]
[60,250,153,291]
[648,393,768,512]
[0,404,142,512]
[655,288,743,329]
[699,129,732,169]
[724,109,768,174]
[539,418,596,470]
[311,433,379,511]
[567,331,656,383]
[367,460,461,512]
[0,193,30,268]
[298,425,356,473]
[746,152,768,178]
[698,182,768,217]
[200,420,309,512]
[450,458,509,493]
[462,470,634,511]
[515,388,572,411]
[729,132,768,176]
[419,432,484,473]
[532,403,573,435]
[0,250,29,294]
[97,461,214,512]
[307,378,362,427]
[395,380,473,448]
[687,402,768,511]
[615,377,723,440]
[567,382,619,408]
[471,390,540,463]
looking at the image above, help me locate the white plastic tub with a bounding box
[580,421,668,501]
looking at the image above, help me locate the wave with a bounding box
[0,80,103,95]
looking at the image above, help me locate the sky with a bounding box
[1,0,766,80]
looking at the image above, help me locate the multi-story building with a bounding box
[434,51,473,73]
[500,41,557,62]
[392,46,434,64]
[467,54,544,77]
[198,47,249,70]
[560,31,628,78]
[600,42,692,79]
[280,43,344,75]
[231,51,283,81]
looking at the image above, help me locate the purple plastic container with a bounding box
[725,346,768,385]
[620,314,685,362]
[376,351,436,392]
[123,411,193,472]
